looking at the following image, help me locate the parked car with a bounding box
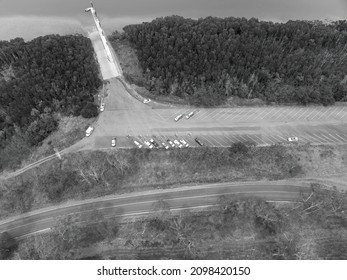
[161,142,170,149]
[85,126,94,137]
[287,137,299,142]
[195,138,204,146]
[149,138,159,148]
[143,98,151,104]
[167,139,175,147]
[100,103,105,112]
[186,111,194,119]
[174,139,183,148]
[111,137,117,147]
[134,140,142,148]
[180,139,189,147]
[174,114,183,122]
[144,140,154,149]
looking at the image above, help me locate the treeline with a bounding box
[0,34,102,169]
[119,16,347,106]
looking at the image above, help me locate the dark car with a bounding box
[149,138,159,148]
[195,138,204,146]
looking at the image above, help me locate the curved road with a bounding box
[0,181,309,239]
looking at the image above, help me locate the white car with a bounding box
[111,137,117,147]
[180,139,189,147]
[161,142,169,149]
[144,140,154,149]
[100,103,105,112]
[167,140,175,147]
[85,126,94,137]
[134,140,142,148]
[174,114,183,122]
[174,139,183,148]
[143,99,151,104]
[288,137,299,142]
[186,111,194,119]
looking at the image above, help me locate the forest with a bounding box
[115,16,347,106]
[0,34,102,170]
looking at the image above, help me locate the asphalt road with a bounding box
[81,75,347,150]
[0,181,308,239]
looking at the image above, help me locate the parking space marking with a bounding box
[252,135,266,145]
[166,109,184,120]
[211,110,227,121]
[263,107,281,120]
[271,108,286,121]
[323,107,339,121]
[311,133,329,143]
[285,107,301,121]
[338,133,347,141]
[201,109,221,121]
[316,107,333,121]
[271,135,285,143]
[264,135,279,144]
[309,107,325,121]
[295,107,310,120]
[317,133,336,143]
[198,109,216,121]
[327,133,344,143]
[216,135,230,146]
[332,107,344,120]
[223,108,241,122]
[236,135,250,143]
[243,108,260,121]
[335,107,346,119]
[202,135,218,146]
[337,108,347,120]
[331,133,347,143]
[217,134,229,146]
[215,109,230,121]
[200,109,218,121]
[304,133,323,144]
[195,109,213,121]
[304,108,319,120]
[298,135,311,143]
[256,107,273,120]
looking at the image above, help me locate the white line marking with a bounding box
[305,108,319,120]
[309,107,324,121]
[322,107,339,121]
[243,108,261,121]
[225,108,242,122]
[337,107,347,120]
[258,107,275,120]
[327,133,344,143]
[199,109,217,121]
[271,108,286,121]
[295,107,309,120]
[216,109,231,121]
[287,107,302,120]
[331,133,347,143]
[311,133,329,144]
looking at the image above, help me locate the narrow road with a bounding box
[0,181,309,239]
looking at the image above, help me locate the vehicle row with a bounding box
[130,136,205,149]
[174,111,195,121]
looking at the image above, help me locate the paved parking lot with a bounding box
[156,106,347,123]
[92,122,347,149]
[78,79,347,151]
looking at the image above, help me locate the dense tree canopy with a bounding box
[0,34,101,153]
[119,16,347,106]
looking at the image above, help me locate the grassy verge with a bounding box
[0,143,303,219]
[1,143,347,220]
[0,114,96,176]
